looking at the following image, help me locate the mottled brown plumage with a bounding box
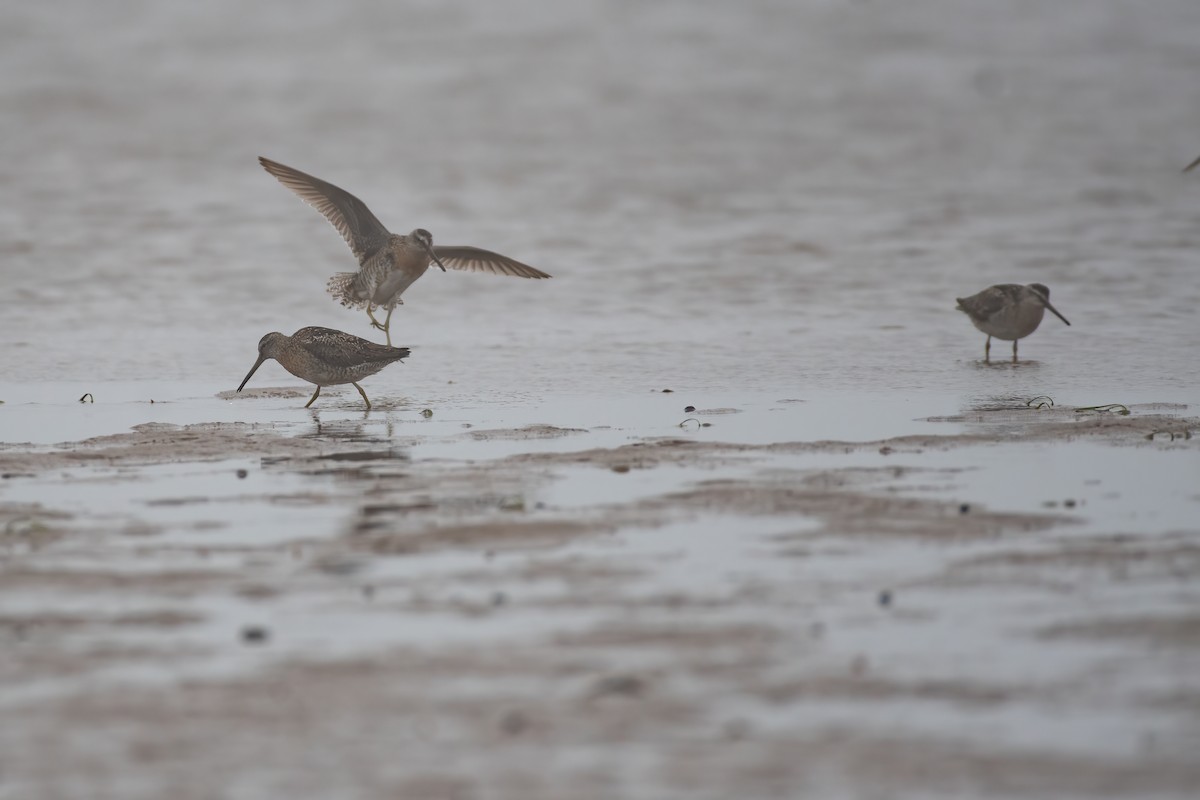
[955,283,1070,362]
[236,326,410,410]
[258,157,551,345]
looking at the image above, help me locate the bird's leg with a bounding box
[366,305,387,332]
[304,386,321,408]
[984,336,991,362]
[1012,339,1019,363]
[352,382,372,411]
[381,306,394,347]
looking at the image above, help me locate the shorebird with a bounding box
[955,283,1070,362]
[258,157,551,345]
[236,326,411,410]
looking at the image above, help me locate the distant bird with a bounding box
[237,326,411,410]
[955,283,1071,362]
[1184,155,1200,173]
[258,157,551,345]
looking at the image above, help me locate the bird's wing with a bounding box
[431,246,551,278]
[956,284,1021,321]
[259,157,392,265]
[293,327,410,367]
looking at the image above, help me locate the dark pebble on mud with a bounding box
[661,388,673,393]
[684,405,696,413]
[878,590,892,607]
[241,625,270,644]
[959,503,970,514]
[611,464,631,473]
[1064,498,1077,508]
[236,469,248,479]
[591,674,645,698]
[499,710,529,736]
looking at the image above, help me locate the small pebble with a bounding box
[591,675,645,698]
[684,405,696,413]
[611,464,631,474]
[661,388,673,393]
[723,719,751,741]
[491,591,507,607]
[236,469,248,479]
[241,625,270,644]
[1064,498,1077,508]
[499,710,528,735]
[420,409,433,418]
[959,503,971,515]
[878,590,892,607]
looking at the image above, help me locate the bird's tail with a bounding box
[326,272,364,308]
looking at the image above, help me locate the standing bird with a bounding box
[955,283,1071,362]
[258,157,551,345]
[237,326,411,410]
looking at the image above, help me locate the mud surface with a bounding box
[3,402,1199,799]
[3,0,1200,797]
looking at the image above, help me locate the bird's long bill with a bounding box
[423,242,447,272]
[237,356,267,392]
[1045,300,1071,326]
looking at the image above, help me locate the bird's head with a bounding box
[1028,284,1070,326]
[409,228,446,272]
[237,332,287,393]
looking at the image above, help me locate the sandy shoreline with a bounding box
[2,399,1197,799]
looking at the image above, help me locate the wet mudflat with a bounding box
[3,0,1200,797]
[2,396,1198,799]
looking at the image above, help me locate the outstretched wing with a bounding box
[431,245,551,279]
[293,327,410,366]
[259,157,392,265]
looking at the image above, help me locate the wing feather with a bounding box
[259,157,392,265]
[956,284,1022,322]
[431,245,551,279]
[292,327,409,367]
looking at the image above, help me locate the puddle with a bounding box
[2,458,351,547]
[886,442,1200,534]
[535,463,725,510]
[0,381,966,450]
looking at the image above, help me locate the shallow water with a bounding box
[1,0,1198,408]
[3,3,1200,798]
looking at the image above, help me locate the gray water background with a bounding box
[2,0,1198,409]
